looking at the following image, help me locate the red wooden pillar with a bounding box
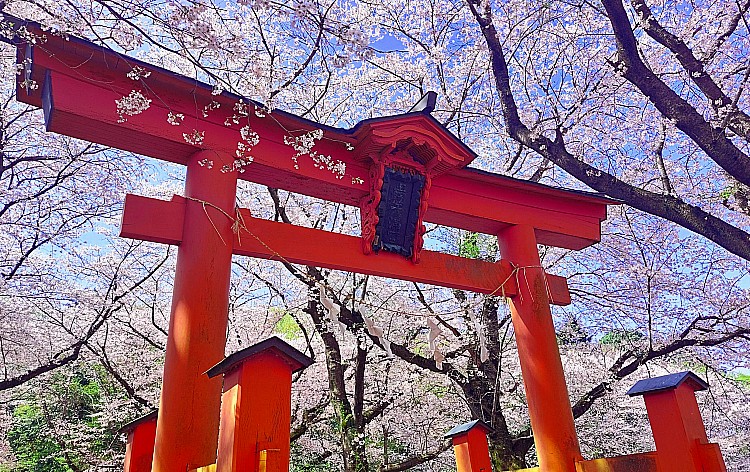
[121,411,158,472]
[497,225,581,472]
[152,151,238,472]
[445,420,494,472]
[627,371,727,472]
[206,337,313,472]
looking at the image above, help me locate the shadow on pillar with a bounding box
[446,371,728,472]
[204,336,313,472]
[120,410,157,472]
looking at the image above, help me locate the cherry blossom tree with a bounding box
[0,0,749,470]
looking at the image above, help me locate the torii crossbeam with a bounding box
[7,16,617,472]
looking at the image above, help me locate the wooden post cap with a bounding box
[627,371,708,397]
[206,336,313,379]
[118,410,158,434]
[444,419,494,439]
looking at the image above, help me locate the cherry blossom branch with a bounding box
[412,282,462,338]
[291,399,330,442]
[465,0,750,262]
[601,0,750,186]
[570,325,750,419]
[269,2,332,99]
[0,339,86,391]
[630,0,750,140]
[652,122,673,194]
[94,343,153,407]
[702,0,750,62]
[0,242,169,392]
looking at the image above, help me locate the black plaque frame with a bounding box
[373,167,425,258]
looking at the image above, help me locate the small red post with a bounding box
[445,420,494,472]
[627,371,727,472]
[120,411,157,472]
[206,337,313,472]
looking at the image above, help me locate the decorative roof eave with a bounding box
[350,113,477,176]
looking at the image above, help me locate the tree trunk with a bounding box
[488,437,528,471]
[305,293,369,472]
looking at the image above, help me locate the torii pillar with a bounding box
[498,225,582,472]
[152,151,237,471]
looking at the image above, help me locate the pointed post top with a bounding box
[206,336,313,379]
[627,371,708,397]
[444,419,494,439]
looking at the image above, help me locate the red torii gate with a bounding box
[10,18,618,472]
